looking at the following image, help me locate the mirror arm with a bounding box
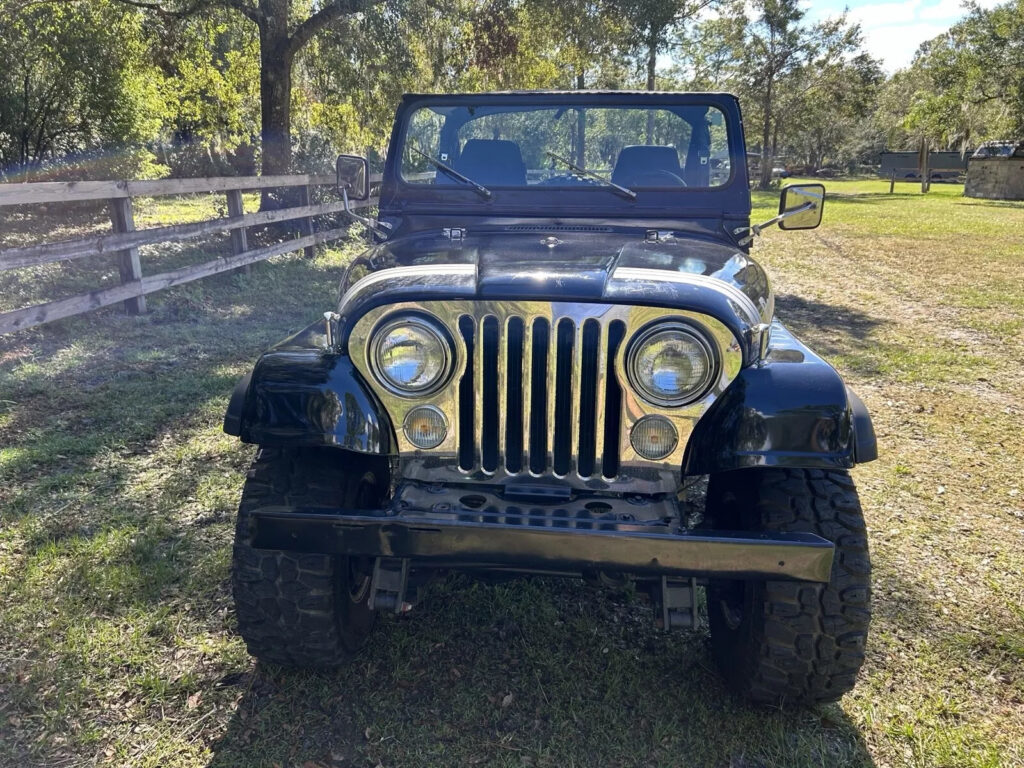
[342,187,390,238]
[732,202,815,246]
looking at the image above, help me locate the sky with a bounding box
[804,0,1003,71]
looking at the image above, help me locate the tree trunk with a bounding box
[259,4,293,209]
[645,37,657,143]
[575,71,586,166]
[758,81,774,190]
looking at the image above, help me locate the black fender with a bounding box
[683,322,877,475]
[223,321,395,454]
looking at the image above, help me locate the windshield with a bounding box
[400,102,732,190]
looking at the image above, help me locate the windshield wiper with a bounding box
[545,151,637,200]
[411,146,491,199]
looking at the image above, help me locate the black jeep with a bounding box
[224,91,876,705]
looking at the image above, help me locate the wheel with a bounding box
[706,468,871,705]
[231,447,384,667]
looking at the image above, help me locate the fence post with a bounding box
[108,196,146,315]
[299,184,315,259]
[226,189,251,275]
[889,170,896,194]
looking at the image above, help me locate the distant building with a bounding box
[966,142,1024,200]
[878,151,967,181]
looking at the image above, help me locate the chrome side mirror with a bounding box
[778,183,824,230]
[336,154,369,200]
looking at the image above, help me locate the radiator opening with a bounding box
[504,317,525,473]
[481,316,500,472]
[602,320,626,478]
[577,319,601,477]
[553,318,575,475]
[457,315,475,470]
[528,318,549,474]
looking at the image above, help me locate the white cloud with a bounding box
[860,21,952,68]
[918,0,969,21]
[811,0,983,70]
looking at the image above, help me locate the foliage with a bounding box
[898,0,1024,150]
[0,0,168,179]
[1,0,1020,179]
[152,11,261,176]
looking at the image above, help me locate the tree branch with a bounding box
[216,0,264,26]
[286,0,376,58]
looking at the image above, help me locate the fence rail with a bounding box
[0,172,378,335]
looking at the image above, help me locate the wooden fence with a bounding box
[0,173,379,335]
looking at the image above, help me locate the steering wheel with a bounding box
[537,173,600,186]
[628,170,687,187]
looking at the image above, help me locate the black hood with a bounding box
[359,230,770,307]
[338,229,774,360]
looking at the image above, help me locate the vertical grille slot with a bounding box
[528,318,550,475]
[480,316,500,472]
[457,315,475,471]
[602,320,626,478]
[455,308,621,480]
[552,319,575,475]
[504,317,525,473]
[577,319,601,477]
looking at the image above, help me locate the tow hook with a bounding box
[654,576,701,631]
[369,557,413,614]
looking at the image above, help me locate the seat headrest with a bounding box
[611,145,682,187]
[454,139,527,186]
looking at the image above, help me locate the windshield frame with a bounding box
[379,91,751,221]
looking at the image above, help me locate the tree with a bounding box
[96,0,380,183]
[892,0,1024,151]
[152,9,261,175]
[612,0,719,142]
[734,0,861,188]
[0,0,166,178]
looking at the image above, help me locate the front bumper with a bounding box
[250,504,835,583]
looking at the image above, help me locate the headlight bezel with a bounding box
[625,320,719,408]
[369,313,454,397]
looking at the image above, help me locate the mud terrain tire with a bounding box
[232,447,381,667]
[706,468,871,705]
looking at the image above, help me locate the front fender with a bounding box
[683,321,876,475]
[223,321,396,454]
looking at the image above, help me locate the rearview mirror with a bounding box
[778,183,824,230]
[336,154,369,200]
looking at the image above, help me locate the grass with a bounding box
[1,180,1023,767]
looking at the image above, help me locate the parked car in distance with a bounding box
[223,90,877,706]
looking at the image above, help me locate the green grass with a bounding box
[1,180,1023,767]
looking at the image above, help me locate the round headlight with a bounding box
[627,322,716,407]
[371,316,451,395]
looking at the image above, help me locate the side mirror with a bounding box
[336,154,369,200]
[778,183,824,230]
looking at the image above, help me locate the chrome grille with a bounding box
[347,297,744,495]
[457,312,625,479]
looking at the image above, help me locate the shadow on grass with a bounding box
[774,292,886,360]
[0,247,343,529]
[207,577,878,768]
[954,199,1024,209]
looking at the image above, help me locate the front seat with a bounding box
[611,145,683,187]
[452,139,528,186]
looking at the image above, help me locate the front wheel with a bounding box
[706,468,872,705]
[231,447,384,667]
